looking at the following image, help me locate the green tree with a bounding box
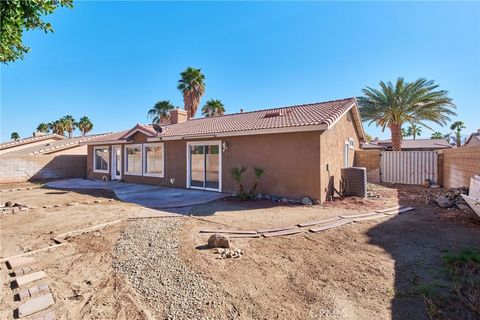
[0,0,73,63]
[78,116,93,136]
[364,133,373,142]
[177,67,206,118]
[201,99,225,117]
[431,131,443,139]
[49,119,66,136]
[10,132,20,141]
[358,78,456,151]
[148,100,175,123]
[407,123,422,140]
[450,121,466,147]
[36,122,49,133]
[401,127,408,138]
[61,115,76,138]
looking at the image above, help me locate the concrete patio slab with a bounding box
[46,179,226,209]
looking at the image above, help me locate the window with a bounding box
[93,146,109,173]
[143,143,164,177]
[124,144,142,175]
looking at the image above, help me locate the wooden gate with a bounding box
[380,151,438,185]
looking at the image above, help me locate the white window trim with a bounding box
[93,146,110,173]
[124,144,143,176]
[143,143,165,178]
[186,140,222,192]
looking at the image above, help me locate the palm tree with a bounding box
[78,116,93,136]
[407,123,422,140]
[401,127,408,139]
[431,131,443,139]
[61,115,76,138]
[10,132,20,141]
[177,67,206,118]
[49,120,66,136]
[201,99,225,117]
[148,101,175,123]
[358,78,456,151]
[450,121,466,147]
[36,123,49,133]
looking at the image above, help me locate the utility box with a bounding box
[341,167,367,198]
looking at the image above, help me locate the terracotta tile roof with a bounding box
[159,98,356,138]
[5,133,119,155]
[0,133,65,150]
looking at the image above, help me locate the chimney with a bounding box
[170,108,188,124]
[240,108,244,113]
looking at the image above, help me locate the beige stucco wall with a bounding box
[319,110,361,202]
[87,113,362,202]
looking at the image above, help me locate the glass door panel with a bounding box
[190,145,205,188]
[205,145,219,189]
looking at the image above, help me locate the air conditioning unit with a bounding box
[341,167,367,198]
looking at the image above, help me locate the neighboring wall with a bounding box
[442,145,480,188]
[353,150,381,183]
[319,111,361,202]
[0,154,87,183]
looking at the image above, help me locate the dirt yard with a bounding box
[1,182,479,319]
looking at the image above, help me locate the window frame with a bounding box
[124,144,143,176]
[348,137,355,150]
[93,146,110,173]
[142,143,165,178]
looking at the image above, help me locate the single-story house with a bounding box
[362,139,452,151]
[85,98,366,203]
[465,129,480,146]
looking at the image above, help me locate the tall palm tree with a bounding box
[358,78,456,151]
[36,123,49,133]
[78,116,93,136]
[401,127,408,139]
[177,67,206,118]
[10,132,20,141]
[431,131,443,139]
[407,123,422,140]
[148,100,175,123]
[450,121,466,147]
[61,115,76,138]
[201,99,225,117]
[49,120,66,136]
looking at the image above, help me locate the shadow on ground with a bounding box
[367,186,480,320]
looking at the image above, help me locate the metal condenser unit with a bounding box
[341,167,367,197]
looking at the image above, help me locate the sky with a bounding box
[1,1,479,142]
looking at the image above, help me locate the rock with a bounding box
[271,195,280,202]
[255,194,263,200]
[280,197,289,203]
[301,197,313,206]
[435,195,454,208]
[313,199,321,205]
[262,194,271,200]
[207,233,231,249]
[5,201,12,207]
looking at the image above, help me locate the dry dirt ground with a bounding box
[1,182,479,320]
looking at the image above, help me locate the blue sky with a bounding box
[1,1,479,141]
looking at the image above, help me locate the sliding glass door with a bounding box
[188,142,221,191]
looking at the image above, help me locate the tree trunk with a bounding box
[389,123,402,151]
[456,133,461,147]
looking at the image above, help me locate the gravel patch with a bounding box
[113,219,236,319]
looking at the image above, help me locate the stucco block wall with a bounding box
[354,150,381,183]
[0,154,86,183]
[442,145,480,188]
[319,111,361,202]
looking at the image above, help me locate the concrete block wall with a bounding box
[0,154,86,183]
[354,150,381,183]
[442,145,480,188]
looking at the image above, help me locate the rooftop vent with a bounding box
[263,109,292,118]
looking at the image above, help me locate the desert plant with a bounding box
[249,167,265,196]
[230,166,248,200]
[61,115,76,138]
[202,99,225,117]
[407,123,422,140]
[36,122,49,133]
[431,131,443,139]
[358,78,456,150]
[78,116,93,136]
